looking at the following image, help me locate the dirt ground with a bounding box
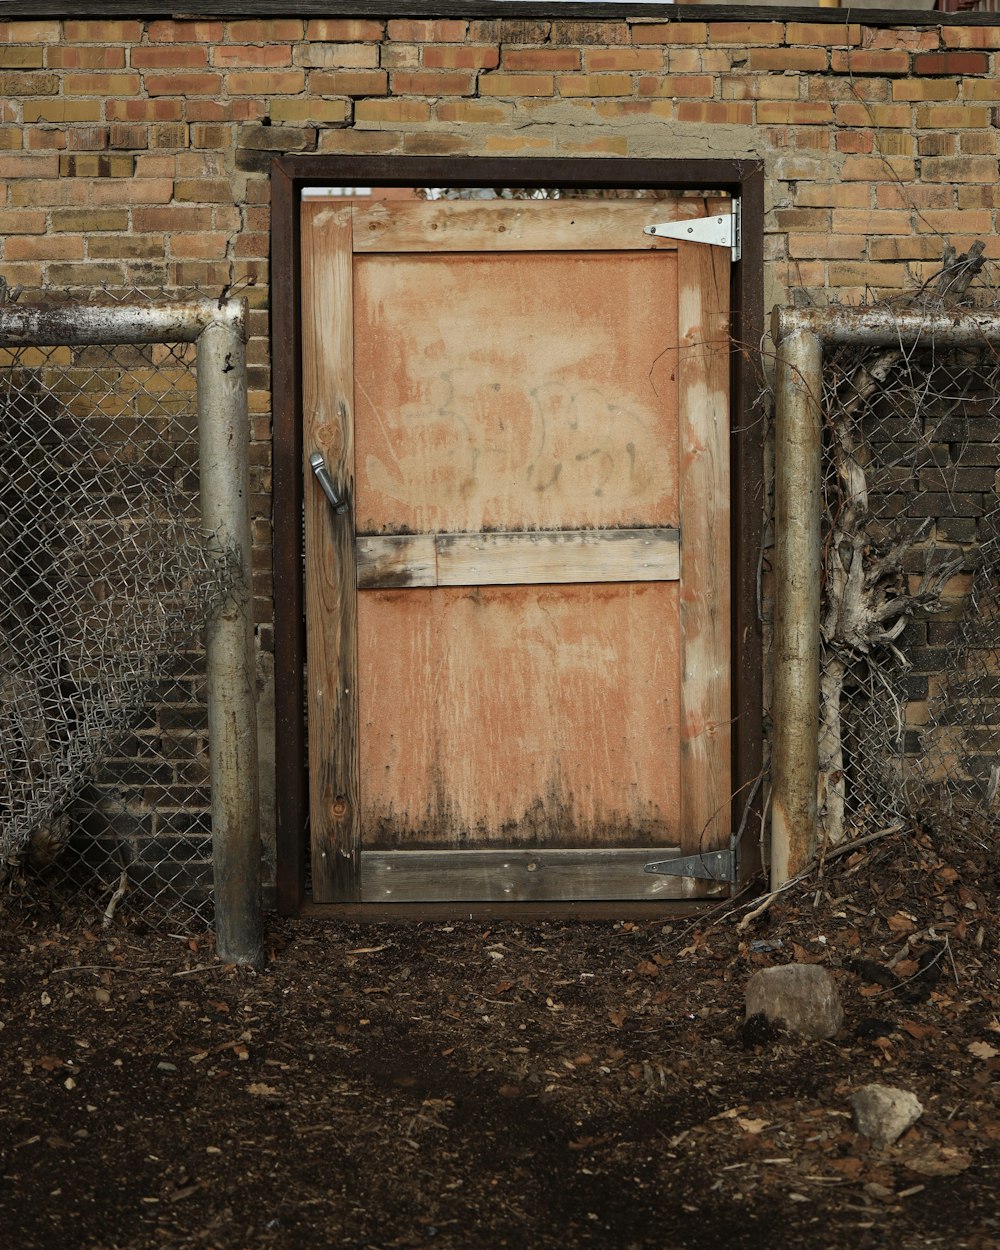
[1,820,997,1250]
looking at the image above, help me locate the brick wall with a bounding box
[2,11,999,895]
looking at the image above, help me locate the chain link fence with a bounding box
[818,276,1000,848]
[0,290,238,929]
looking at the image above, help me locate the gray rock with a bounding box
[851,1084,923,1147]
[744,963,844,1040]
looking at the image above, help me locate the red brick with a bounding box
[757,102,834,125]
[503,49,581,72]
[175,178,235,203]
[832,209,912,234]
[915,104,991,128]
[0,152,57,177]
[391,71,474,96]
[480,73,554,97]
[311,70,387,96]
[217,45,298,72]
[942,27,1000,49]
[795,183,865,208]
[435,100,511,124]
[676,101,752,125]
[639,75,714,99]
[0,208,46,234]
[557,75,632,98]
[46,46,124,70]
[840,155,916,181]
[632,23,707,46]
[0,46,40,68]
[387,20,467,43]
[6,232,85,260]
[784,22,862,47]
[913,51,990,76]
[788,234,866,260]
[585,49,663,71]
[106,99,184,122]
[422,46,499,71]
[354,99,431,123]
[834,104,911,128]
[831,49,910,75]
[707,22,784,45]
[828,262,907,288]
[836,131,873,155]
[169,232,228,259]
[875,184,954,210]
[914,209,994,235]
[0,20,60,43]
[147,20,224,43]
[134,205,214,232]
[226,71,304,96]
[305,20,384,42]
[869,237,944,262]
[892,80,958,102]
[145,73,223,97]
[63,73,141,95]
[91,177,172,204]
[748,48,828,72]
[549,22,628,46]
[131,46,208,70]
[226,20,304,42]
[920,155,1000,182]
[64,20,141,42]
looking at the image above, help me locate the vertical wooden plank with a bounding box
[300,201,360,902]
[677,233,732,869]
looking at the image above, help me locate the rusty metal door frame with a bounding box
[270,155,765,919]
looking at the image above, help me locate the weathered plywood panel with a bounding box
[355,527,680,589]
[359,848,726,904]
[353,251,679,535]
[357,582,682,851]
[301,202,361,901]
[353,199,691,254]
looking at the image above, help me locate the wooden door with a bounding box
[301,197,731,906]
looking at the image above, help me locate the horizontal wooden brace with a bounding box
[353,200,694,254]
[355,527,680,589]
[358,847,728,904]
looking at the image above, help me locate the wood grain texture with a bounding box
[353,247,679,536]
[356,582,682,853]
[10,3,981,32]
[677,231,732,867]
[301,201,361,903]
[353,199,689,254]
[356,533,436,589]
[356,528,680,589]
[359,848,727,904]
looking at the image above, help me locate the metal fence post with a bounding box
[196,302,263,968]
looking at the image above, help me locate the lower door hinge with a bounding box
[644,848,736,884]
[644,198,741,263]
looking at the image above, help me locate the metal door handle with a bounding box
[309,451,350,515]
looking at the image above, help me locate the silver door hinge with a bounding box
[644,198,741,263]
[644,848,736,883]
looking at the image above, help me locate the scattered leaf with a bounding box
[968,1040,998,1061]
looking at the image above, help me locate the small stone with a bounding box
[744,963,844,1040]
[157,1062,178,1072]
[851,1084,923,1147]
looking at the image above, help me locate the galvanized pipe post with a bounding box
[196,302,263,968]
[771,313,823,890]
